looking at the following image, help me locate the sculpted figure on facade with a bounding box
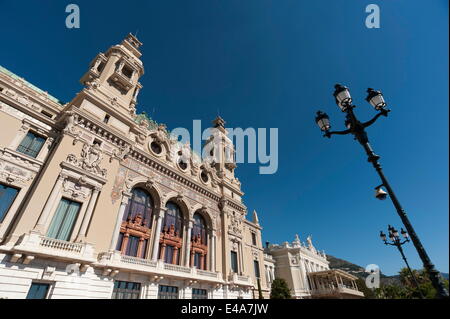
[150,123,168,144]
[306,235,317,253]
[228,211,243,237]
[112,144,131,161]
[63,112,79,134]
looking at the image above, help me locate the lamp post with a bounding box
[380,225,424,299]
[315,84,448,298]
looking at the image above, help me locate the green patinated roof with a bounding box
[0,65,63,105]
[134,111,161,131]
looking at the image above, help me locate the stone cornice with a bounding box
[0,69,63,111]
[243,219,262,230]
[220,197,246,213]
[220,180,244,197]
[127,148,222,203]
[0,90,59,129]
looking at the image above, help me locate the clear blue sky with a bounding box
[0,0,447,276]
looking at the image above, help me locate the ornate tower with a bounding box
[203,116,244,204]
[79,33,144,117]
[204,116,237,180]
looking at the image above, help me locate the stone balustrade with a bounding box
[11,231,95,263]
[40,237,84,253]
[228,273,253,286]
[163,263,192,274]
[95,251,223,283]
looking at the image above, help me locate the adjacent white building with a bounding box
[266,234,364,299]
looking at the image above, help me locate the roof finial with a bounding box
[212,116,226,128]
[252,210,259,225]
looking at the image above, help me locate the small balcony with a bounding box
[228,273,253,287]
[108,69,133,92]
[11,231,95,264]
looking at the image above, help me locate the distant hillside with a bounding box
[326,255,449,286]
[326,255,399,286]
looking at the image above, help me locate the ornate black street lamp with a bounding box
[380,225,424,299]
[315,84,448,298]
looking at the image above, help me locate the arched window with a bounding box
[123,188,153,223]
[163,202,184,235]
[159,201,184,265]
[192,213,207,245]
[116,188,153,258]
[190,212,208,270]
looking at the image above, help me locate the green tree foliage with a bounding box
[375,267,449,299]
[355,278,376,299]
[270,278,292,299]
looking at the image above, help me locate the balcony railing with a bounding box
[40,237,84,253]
[310,284,364,298]
[164,263,192,274]
[196,269,219,278]
[228,273,253,286]
[95,251,223,282]
[12,231,95,263]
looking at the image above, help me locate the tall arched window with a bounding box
[159,201,184,265]
[190,212,208,270]
[116,188,153,258]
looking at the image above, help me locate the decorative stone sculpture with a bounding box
[66,143,107,178]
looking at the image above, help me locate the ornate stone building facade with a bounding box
[0,34,269,299]
[266,235,364,299]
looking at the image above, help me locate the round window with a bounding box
[150,141,162,154]
[201,171,209,183]
[178,159,188,170]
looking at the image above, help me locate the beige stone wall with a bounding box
[0,110,22,148]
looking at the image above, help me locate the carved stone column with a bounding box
[173,247,179,264]
[33,174,66,234]
[238,241,244,274]
[184,219,193,267]
[200,253,205,270]
[109,192,131,250]
[271,267,275,283]
[151,208,165,261]
[76,187,100,241]
[159,243,166,261]
[9,122,30,150]
[209,229,216,272]
[36,137,54,161]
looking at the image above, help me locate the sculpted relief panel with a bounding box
[65,143,107,178]
[228,211,243,237]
